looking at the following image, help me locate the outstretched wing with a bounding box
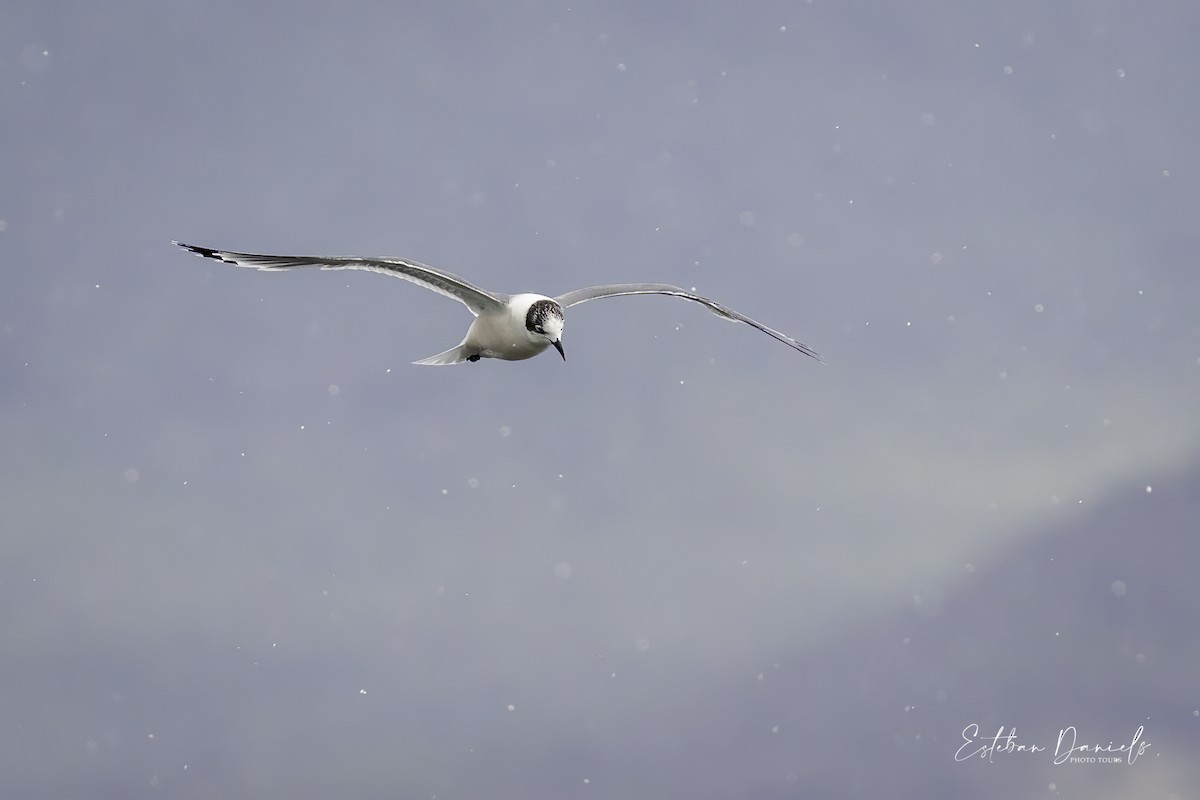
[174,242,506,317]
[555,283,823,362]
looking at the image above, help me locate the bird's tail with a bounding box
[412,343,475,366]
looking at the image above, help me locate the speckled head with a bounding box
[525,298,565,360]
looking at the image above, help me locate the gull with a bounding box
[174,242,823,365]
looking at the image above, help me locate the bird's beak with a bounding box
[553,339,565,361]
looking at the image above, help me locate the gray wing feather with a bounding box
[174,242,505,316]
[555,283,823,362]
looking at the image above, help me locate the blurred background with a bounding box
[2,1,1198,797]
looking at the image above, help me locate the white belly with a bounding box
[463,308,551,361]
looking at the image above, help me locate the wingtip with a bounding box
[175,242,222,260]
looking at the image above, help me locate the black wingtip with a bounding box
[174,242,228,262]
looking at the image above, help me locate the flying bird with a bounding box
[174,242,823,365]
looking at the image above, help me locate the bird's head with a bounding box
[525,298,566,360]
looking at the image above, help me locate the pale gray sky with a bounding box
[2,2,1198,798]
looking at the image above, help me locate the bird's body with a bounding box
[174,242,822,365]
[420,293,562,365]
